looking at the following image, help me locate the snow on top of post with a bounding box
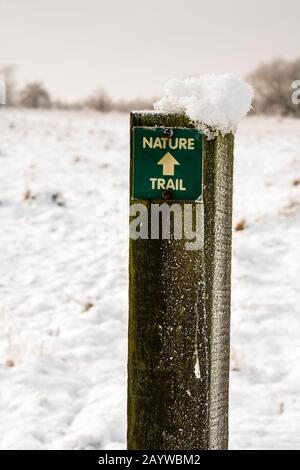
[153,74,254,136]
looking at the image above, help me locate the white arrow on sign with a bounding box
[157,152,180,176]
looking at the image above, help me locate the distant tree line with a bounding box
[0,66,154,112]
[1,58,300,116]
[247,57,300,117]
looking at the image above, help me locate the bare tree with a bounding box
[86,88,113,112]
[248,58,300,117]
[19,82,51,109]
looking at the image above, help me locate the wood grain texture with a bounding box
[128,112,234,450]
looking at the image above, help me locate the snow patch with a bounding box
[154,74,254,135]
[194,357,201,379]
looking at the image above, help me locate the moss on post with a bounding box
[128,112,234,450]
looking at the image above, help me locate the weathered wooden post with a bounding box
[128,111,234,450]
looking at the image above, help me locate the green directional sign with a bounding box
[132,127,203,200]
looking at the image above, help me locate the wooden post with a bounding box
[128,112,234,450]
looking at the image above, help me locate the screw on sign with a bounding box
[128,111,234,450]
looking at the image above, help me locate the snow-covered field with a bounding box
[0,109,299,450]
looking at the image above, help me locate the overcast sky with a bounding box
[0,0,299,100]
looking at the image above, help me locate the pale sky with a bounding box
[0,0,299,100]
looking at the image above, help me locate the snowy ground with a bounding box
[0,109,299,450]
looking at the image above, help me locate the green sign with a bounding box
[132,127,203,200]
